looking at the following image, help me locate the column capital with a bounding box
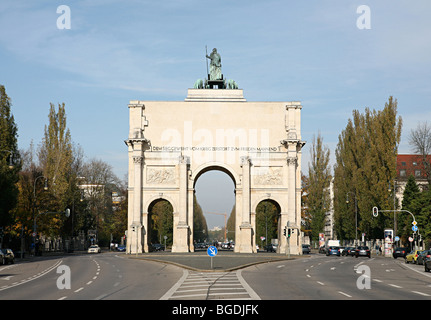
[286,156,297,166]
[133,156,143,164]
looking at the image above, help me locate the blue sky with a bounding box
[1,1,430,229]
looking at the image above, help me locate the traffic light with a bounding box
[372,206,379,217]
[287,228,291,238]
[283,228,287,236]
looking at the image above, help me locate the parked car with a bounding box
[150,243,165,252]
[0,249,14,264]
[87,245,101,253]
[116,245,126,252]
[264,244,277,252]
[425,256,431,272]
[405,250,422,264]
[393,247,410,259]
[0,250,5,265]
[319,246,326,254]
[417,250,431,265]
[342,246,356,256]
[326,246,340,256]
[355,246,370,258]
[302,244,310,254]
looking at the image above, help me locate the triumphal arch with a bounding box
[126,49,305,255]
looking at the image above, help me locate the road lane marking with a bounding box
[412,291,430,297]
[388,284,402,289]
[317,281,325,286]
[338,291,352,298]
[0,259,62,292]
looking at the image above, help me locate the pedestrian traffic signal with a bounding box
[287,228,291,238]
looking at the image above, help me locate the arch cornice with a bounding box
[190,161,240,188]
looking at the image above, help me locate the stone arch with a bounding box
[254,199,282,250]
[146,198,175,251]
[190,161,239,188]
[144,194,179,216]
[189,162,238,249]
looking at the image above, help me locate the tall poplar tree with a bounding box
[37,103,73,235]
[307,133,332,241]
[0,85,20,229]
[333,97,402,240]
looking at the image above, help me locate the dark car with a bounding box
[342,247,356,256]
[302,244,310,254]
[264,244,277,252]
[355,246,370,258]
[393,247,410,259]
[425,256,431,273]
[326,246,340,256]
[418,250,431,265]
[151,244,165,251]
[0,249,14,264]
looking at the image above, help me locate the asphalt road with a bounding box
[1,251,431,301]
[241,253,431,300]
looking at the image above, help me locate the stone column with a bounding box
[172,155,189,252]
[131,154,143,253]
[238,156,253,253]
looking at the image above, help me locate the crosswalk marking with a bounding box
[160,270,260,300]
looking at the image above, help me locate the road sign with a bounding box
[412,225,418,232]
[395,236,400,242]
[412,221,417,226]
[207,246,218,257]
[409,236,413,242]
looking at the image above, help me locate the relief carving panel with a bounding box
[146,166,176,184]
[253,167,283,185]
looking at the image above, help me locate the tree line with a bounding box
[0,85,127,251]
[304,96,431,248]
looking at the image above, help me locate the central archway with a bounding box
[194,169,235,246]
[191,163,237,250]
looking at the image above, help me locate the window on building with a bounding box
[415,170,421,177]
[400,169,406,177]
[413,161,417,166]
[401,162,406,166]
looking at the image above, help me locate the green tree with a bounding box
[307,133,332,241]
[0,85,20,231]
[37,103,74,236]
[193,194,208,243]
[226,204,235,242]
[149,199,173,246]
[398,175,420,243]
[333,97,402,240]
[410,190,431,248]
[255,200,279,247]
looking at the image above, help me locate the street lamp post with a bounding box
[346,192,358,244]
[32,176,48,256]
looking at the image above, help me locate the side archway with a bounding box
[147,199,174,251]
[254,199,281,251]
